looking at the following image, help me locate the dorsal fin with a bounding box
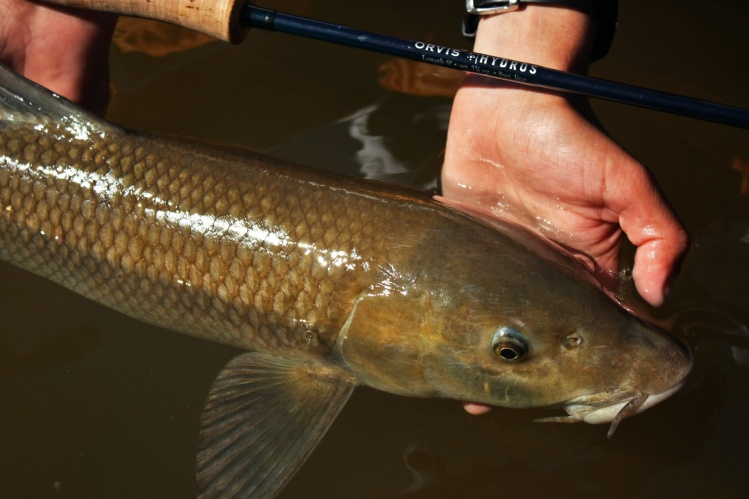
[0,62,122,136]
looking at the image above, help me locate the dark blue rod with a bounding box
[241,5,749,129]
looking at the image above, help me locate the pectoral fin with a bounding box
[196,352,355,499]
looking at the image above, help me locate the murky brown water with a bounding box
[1,0,748,497]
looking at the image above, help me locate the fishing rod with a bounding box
[239,6,749,129]
[42,0,749,128]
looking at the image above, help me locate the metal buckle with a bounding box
[465,0,520,15]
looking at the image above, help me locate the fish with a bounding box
[0,63,692,498]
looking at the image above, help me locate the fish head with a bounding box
[420,297,692,435]
[338,212,692,434]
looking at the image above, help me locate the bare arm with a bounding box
[443,6,689,308]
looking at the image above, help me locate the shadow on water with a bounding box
[1,0,748,497]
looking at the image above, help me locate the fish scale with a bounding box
[0,120,408,357]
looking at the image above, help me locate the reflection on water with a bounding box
[1,0,748,497]
[113,17,216,57]
[269,95,450,190]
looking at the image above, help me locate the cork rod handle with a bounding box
[42,0,247,43]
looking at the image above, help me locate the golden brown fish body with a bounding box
[0,65,691,498]
[0,119,688,402]
[0,121,396,357]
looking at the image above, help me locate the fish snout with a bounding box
[592,323,692,434]
[629,322,693,397]
[539,323,693,436]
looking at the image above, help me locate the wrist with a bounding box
[473,6,595,73]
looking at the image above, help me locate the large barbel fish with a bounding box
[0,64,691,498]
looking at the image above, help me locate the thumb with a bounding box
[619,187,689,307]
[631,233,689,307]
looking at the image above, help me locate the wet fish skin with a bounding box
[0,117,688,405]
[336,209,692,408]
[0,120,410,358]
[0,65,692,498]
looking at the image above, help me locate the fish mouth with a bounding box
[535,329,693,438]
[535,379,687,438]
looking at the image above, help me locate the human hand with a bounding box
[0,0,116,113]
[443,7,688,308]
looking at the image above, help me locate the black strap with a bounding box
[463,0,618,62]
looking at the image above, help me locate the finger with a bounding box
[16,2,116,113]
[616,172,689,307]
[463,402,492,415]
[631,228,689,306]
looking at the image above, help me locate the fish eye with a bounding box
[491,327,528,361]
